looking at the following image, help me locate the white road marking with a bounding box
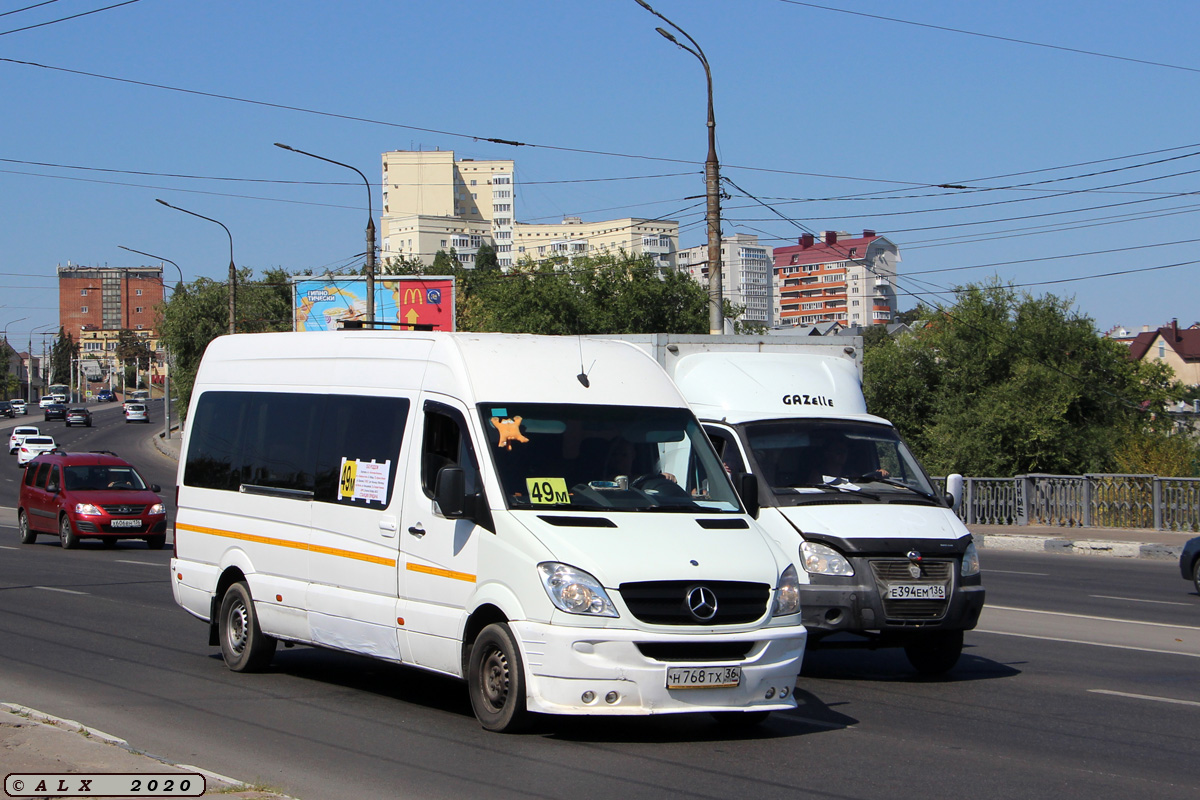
[1089,594,1192,606]
[987,604,1200,630]
[34,586,88,596]
[986,569,1049,576]
[974,629,1200,658]
[116,559,161,567]
[1088,689,1200,707]
[0,546,18,551]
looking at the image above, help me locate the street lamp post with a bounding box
[2,317,27,400]
[119,245,184,440]
[635,0,723,334]
[28,324,55,404]
[274,143,376,324]
[156,199,236,334]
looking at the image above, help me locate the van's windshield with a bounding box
[742,419,940,504]
[478,403,743,513]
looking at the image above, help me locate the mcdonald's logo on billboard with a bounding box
[402,287,425,306]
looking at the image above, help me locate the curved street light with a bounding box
[119,245,183,438]
[634,0,723,334]
[118,245,185,294]
[274,142,377,324]
[28,323,55,404]
[156,199,236,334]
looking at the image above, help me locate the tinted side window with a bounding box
[421,403,481,498]
[185,391,409,508]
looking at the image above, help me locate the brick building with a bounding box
[771,231,898,328]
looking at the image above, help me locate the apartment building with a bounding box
[57,265,164,338]
[379,150,676,270]
[771,231,898,327]
[676,234,772,325]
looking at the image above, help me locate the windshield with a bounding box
[743,419,938,502]
[478,403,743,513]
[63,465,147,491]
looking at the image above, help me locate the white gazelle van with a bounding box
[663,348,985,675]
[171,331,807,731]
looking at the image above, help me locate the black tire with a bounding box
[468,623,531,733]
[710,710,771,731]
[18,512,36,544]
[101,537,118,549]
[1192,558,1200,596]
[904,630,964,675]
[145,533,166,550]
[218,581,276,672]
[59,515,79,549]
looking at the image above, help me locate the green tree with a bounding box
[115,329,152,388]
[51,329,76,388]
[863,282,1184,476]
[475,243,499,271]
[158,267,294,414]
[431,248,462,272]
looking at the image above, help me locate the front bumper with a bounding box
[510,619,807,716]
[800,558,985,642]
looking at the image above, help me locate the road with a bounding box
[1,406,1197,799]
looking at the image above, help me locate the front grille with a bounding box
[101,504,147,515]
[635,642,755,662]
[870,559,953,621]
[619,580,770,626]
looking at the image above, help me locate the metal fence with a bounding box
[935,474,1200,532]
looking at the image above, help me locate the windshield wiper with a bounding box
[855,476,939,502]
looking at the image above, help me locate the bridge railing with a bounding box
[932,474,1200,532]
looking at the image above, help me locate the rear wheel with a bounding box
[145,534,166,550]
[218,581,276,672]
[904,630,964,675]
[1192,558,1200,595]
[59,516,78,549]
[18,512,35,544]
[468,623,530,733]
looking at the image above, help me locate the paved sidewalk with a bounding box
[0,705,292,799]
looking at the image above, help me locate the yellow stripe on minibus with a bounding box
[175,522,397,567]
[406,563,477,583]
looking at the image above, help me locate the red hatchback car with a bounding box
[18,450,168,549]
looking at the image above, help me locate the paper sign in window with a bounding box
[339,458,391,504]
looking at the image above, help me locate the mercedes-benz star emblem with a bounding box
[686,586,718,621]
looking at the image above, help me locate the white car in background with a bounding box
[124,403,149,424]
[10,399,26,415]
[9,426,40,455]
[38,397,57,409]
[17,436,56,466]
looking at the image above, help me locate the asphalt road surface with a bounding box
[1,407,1197,799]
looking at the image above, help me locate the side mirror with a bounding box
[734,471,760,519]
[150,484,161,493]
[46,482,59,493]
[434,466,465,518]
[945,473,964,511]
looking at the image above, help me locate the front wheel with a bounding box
[904,630,964,675]
[145,533,166,550]
[468,623,530,733]
[19,512,35,544]
[59,516,79,549]
[1192,559,1200,596]
[218,581,277,672]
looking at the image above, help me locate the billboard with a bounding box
[292,276,455,332]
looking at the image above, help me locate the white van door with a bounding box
[307,394,415,663]
[399,397,485,675]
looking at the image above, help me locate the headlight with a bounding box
[537,562,618,617]
[961,542,981,577]
[149,503,165,515]
[773,565,801,617]
[75,503,102,516]
[800,540,854,576]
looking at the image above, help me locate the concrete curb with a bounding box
[974,532,1184,560]
[0,704,295,799]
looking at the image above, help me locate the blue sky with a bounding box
[2,0,1198,345]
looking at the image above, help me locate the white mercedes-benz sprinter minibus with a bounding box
[170,331,807,732]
